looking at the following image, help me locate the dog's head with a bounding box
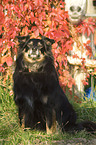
[16,36,55,71]
[17,36,55,64]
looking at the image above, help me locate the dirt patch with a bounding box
[36,138,96,145]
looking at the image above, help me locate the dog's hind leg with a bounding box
[45,107,56,134]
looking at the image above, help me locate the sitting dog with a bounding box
[13,35,96,133]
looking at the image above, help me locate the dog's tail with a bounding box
[64,121,96,133]
[79,121,96,133]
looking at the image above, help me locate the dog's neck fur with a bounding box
[16,52,54,73]
[23,59,46,72]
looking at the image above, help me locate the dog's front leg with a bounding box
[18,107,25,128]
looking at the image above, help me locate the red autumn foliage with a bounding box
[0,0,95,91]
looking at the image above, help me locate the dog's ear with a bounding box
[42,36,55,45]
[16,35,30,52]
[42,36,55,51]
[16,35,30,43]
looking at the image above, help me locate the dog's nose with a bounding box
[32,47,36,51]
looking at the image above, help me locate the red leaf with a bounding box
[34,29,39,37]
[38,26,44,35]
[0,64,5,72]
[89,25,94,34]
[6,57,13,66]
[86,40,91,45]
[0,5,4,25]
[87,27,91,37]
[30,12,35,23]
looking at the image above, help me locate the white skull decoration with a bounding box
[65,0,87,25]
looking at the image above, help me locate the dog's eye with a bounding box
[27,41,33,48]
[37,42,43,48]
[29,41,33,45]
[25,46,29,52]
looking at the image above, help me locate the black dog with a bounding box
[13,35,96,133]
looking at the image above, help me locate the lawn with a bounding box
[0,79,96,145]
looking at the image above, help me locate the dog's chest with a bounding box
[24,60,44,72]
[27,64,40,72]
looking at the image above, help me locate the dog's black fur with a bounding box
[13,35,96,133]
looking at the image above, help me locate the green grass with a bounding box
[0,80,96,145]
